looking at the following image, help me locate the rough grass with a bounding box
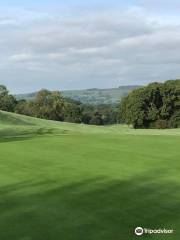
[0,111,180,240]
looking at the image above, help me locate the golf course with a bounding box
[0,110,180,240]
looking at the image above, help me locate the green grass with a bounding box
[0,110,180,240]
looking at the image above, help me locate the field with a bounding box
[15,85,141,105]
[0,110,180,240]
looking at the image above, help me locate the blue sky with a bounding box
[1,0,135,6]
[0,0,180,93]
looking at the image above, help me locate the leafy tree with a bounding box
[0,85,8,96]
[0,85,17,112]
[119,80,180,128]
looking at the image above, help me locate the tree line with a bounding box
[0,85,118,125]
[1,80,180,128]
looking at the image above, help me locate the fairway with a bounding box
[0,111,180,240]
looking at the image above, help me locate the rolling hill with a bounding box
[15,85,141,105]
[0,110,180,240]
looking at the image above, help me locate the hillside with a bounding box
[1,110,180,136]
[0,111,180,240]
[15,85,141,105]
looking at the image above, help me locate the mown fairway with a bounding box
[0,111,180,240]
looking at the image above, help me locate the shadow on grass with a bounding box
[0,128,68,143]
[0,173,179,240]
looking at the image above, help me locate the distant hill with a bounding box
[15,85,141,105]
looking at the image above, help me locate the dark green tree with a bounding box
[0,85,17,112]
[119,80,180,128]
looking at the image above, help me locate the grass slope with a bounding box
[0,111,180,240]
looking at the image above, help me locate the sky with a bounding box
[1,0,180,93]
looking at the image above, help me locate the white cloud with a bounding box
[0,3,180,93]
[9,53,35,62]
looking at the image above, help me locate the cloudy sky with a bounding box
[1,0,180,93]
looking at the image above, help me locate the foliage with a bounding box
[119,80,180,128]
[15,85,141,105]
[169,110,180,128]
[0,85,17,112]
[1,80,180,128]
[81,104,119,125]
[15,89,82,122]
[14,89,119,125]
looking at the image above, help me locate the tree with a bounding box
[119,80,180,128]
[0,85,8,96]
[32,89,64,120]
[0,85,17,112]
